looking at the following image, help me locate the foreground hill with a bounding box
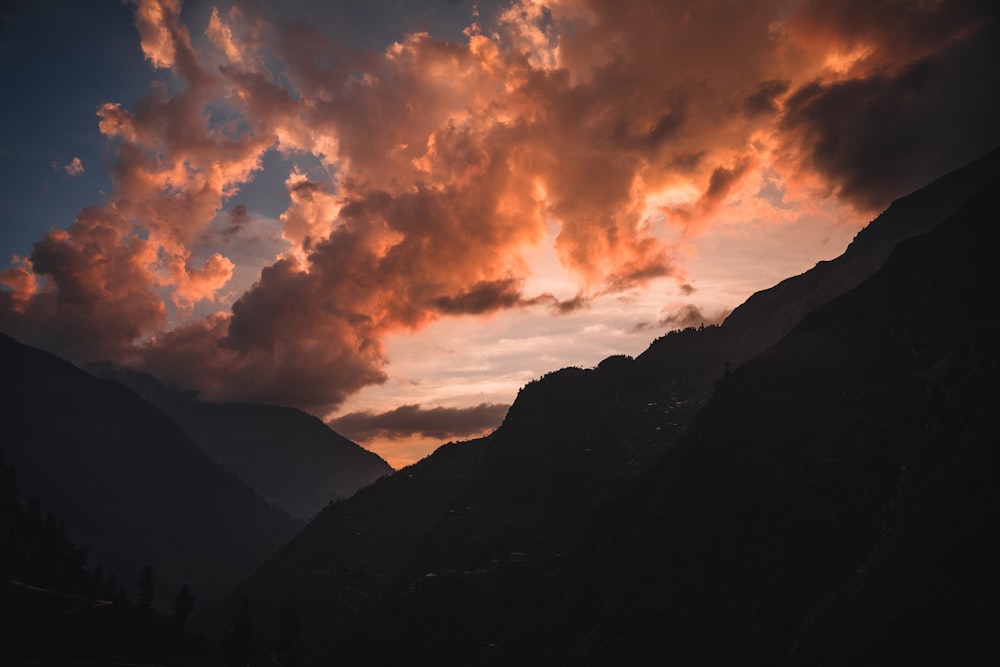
[86,364,393,521]
[212,154,1000,663]
[1,452,216,664]
[0,334,302,606]
[526,172,1000,665]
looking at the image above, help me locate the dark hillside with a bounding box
[0,334,301,606]
[204,436,488,663]
[529,176,1000,665]
[211,152,1000,665]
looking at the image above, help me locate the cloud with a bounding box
[329,402,510,442]
[431,278,525,315]
[744,80,791,117]
[631,303,729,334]
[779,0,1000,210]
[224,204,250,237]
[532,292,589,314]
[52,157,84,176]
[3,0,998,417]
[0,202,166,361]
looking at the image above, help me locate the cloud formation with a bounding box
[631,303,729,335]
[330,402,510,442]
[52,157,85,176]
[2,0,998,417]
[778,0,1000,209]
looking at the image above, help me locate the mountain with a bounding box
[200,435,488,658]
[0,334,302,606]
[210,156,1000,663]
[636,146,1000,392]
[522,171,1000,665]
[1,453,214,664]
[203,346,716,663]
[86,364,393,521]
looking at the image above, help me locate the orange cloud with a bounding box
[52,157,84,176]
[0,205,166,361]
[2,0,997,417]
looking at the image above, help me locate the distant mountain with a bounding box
[86,364,393,521]
[0,334,302,606]
[211,150,1000,665]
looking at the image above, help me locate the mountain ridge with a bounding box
[638,146,1000,390]
[0,333,303,606]
[522,173,1000,665]
[213,152,1000,665]
[86,362,393,521]
[5,149,996,664]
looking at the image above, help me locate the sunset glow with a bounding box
[2,0,998,468]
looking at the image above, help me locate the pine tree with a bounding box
[136,564,158,610]
[173,583,195,634]
[224,598,260,667]
[277,605,301,667]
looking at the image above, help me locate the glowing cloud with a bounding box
[2,0,997,422]
[52,157,85,176]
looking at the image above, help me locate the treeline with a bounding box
[220,598,302,667]
[1,449,211,665]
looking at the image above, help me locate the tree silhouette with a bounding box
[277,605,301,667]
[135,564,158,635]
[173,583,195,635]
[136,564,158,610]
[224,598,261,667]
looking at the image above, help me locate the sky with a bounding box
[1,0,998,468]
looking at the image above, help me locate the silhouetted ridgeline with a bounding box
[637,147,1000,391]
[0,333,302,608]
[210,153,1000,664]
[86,363,393,521]
[523,172,1000,665]
[4,150,998,665]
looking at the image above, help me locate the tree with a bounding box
[136,565,158,610]
[276,605,301,667]
[105,571,119,600]
[224,598,260,667]
[173,583,195,634]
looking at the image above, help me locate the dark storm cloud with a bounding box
[431,278,524,314]
[330,402,510,441]
[781,1,1000,210]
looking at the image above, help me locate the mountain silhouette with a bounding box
[0,334,302,606]
[86,363,393,521]
[7,148,997,664]
[525,170,1000,665]
[636,147,1000,391]
[210,153,999,664]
